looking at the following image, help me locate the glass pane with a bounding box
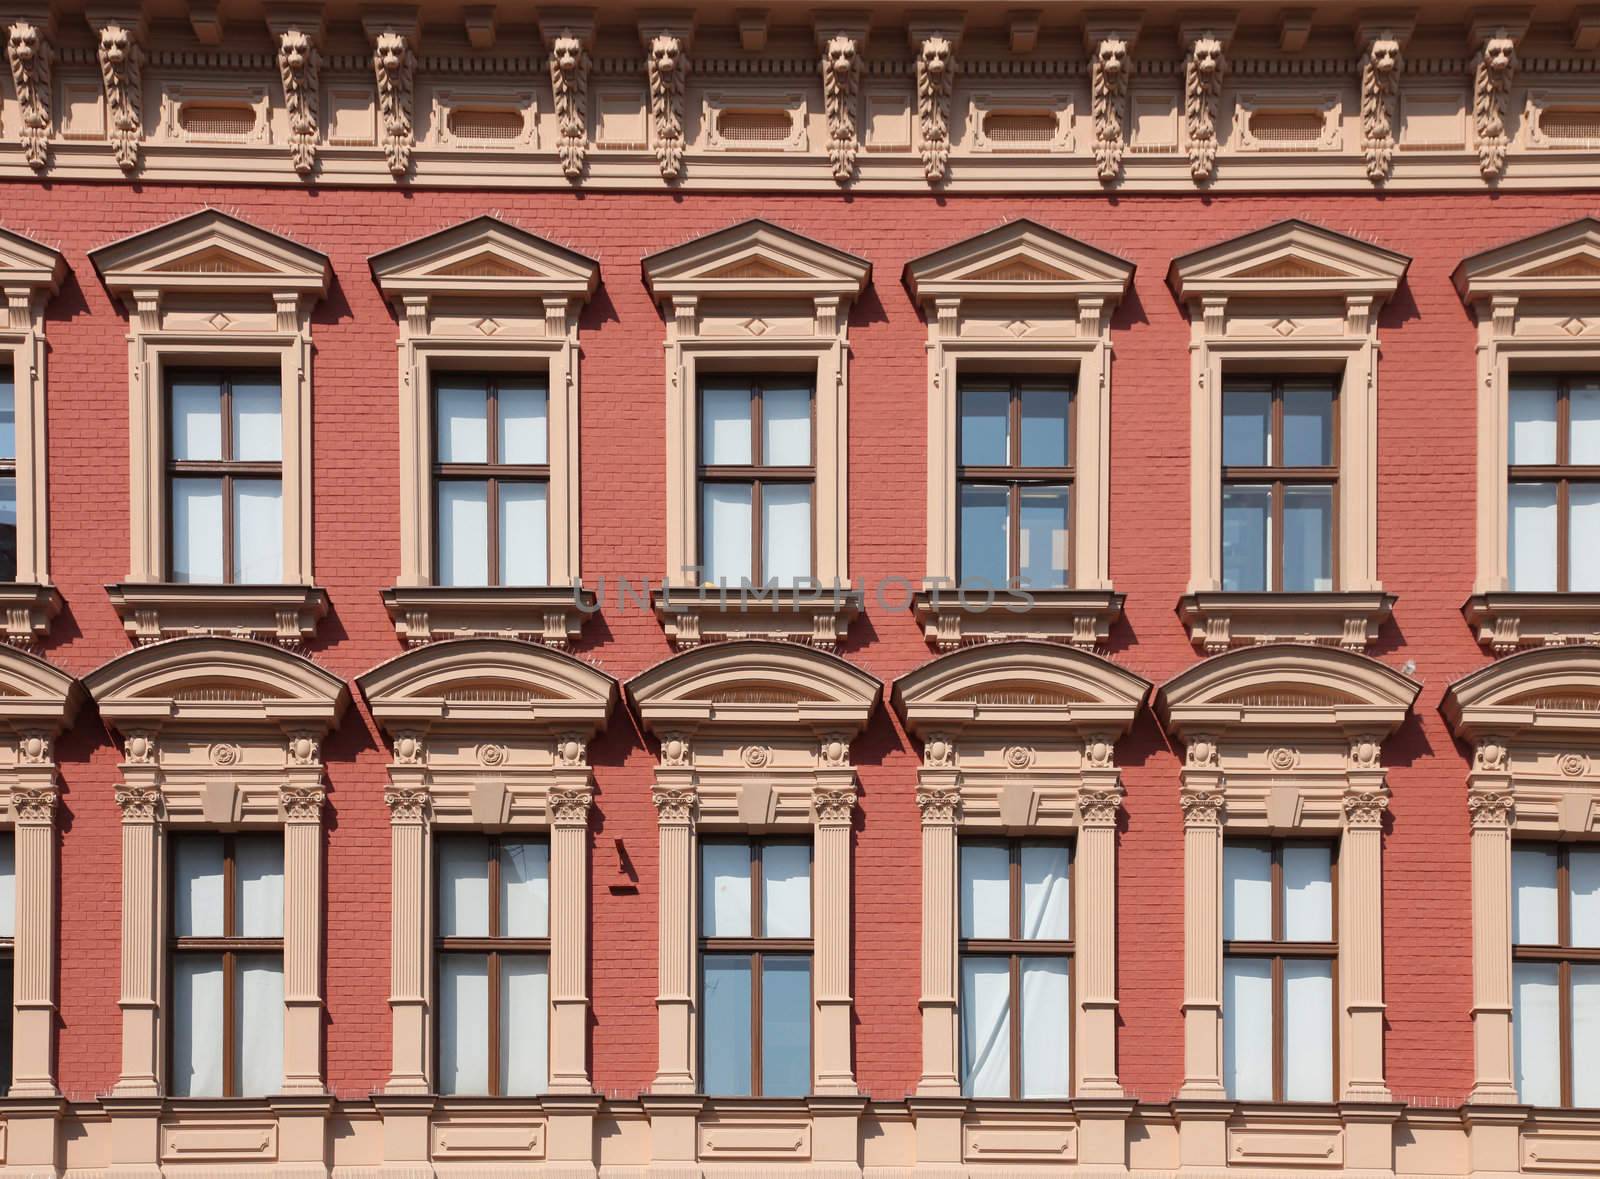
[763,385,811,466]
[0,834,13,941]
[958,484,1009,587]
[497,380,548,465]
[437,481,489,587]
[233,478,283,583]
[960,843,1010,939]
[701,843,752,938]
[1512,846,1559,945]
[1223,957,1273,1100]
[701,483,753,585]
[1509,482,1558,592]
[172,954,224,1096]
[231,379,282,462]
[1283,384,1335,467]
[1018,485,1069,590]
[1222,385,1271,466]
[762,844,811,938]
[498,482,549,585]
[1020,957,1070,1098]
[500,955,549,1096]
[439,954,490,1095]
[436,379,489,464]
[1573,381,1600,465]
[1514,961,1561,1106]
[1574,848,1600,948]
[702,954,753,1096]
[1020,387,1070,468]
[172,477,224,583]
[0,476,15,582]
[1282,845,1333,942]
[1221,485,1270,592]
[171,378,223,461]
[234,954,283,1097]
[762,483,812,586]
[1574,964,1600,1107]
[1571,485,1600,592]
[959,388,1009,466]
[1282,485,1333,592]
[960,956,1011,1098]
[1509,379,1559,465]
[499,841,549,938]
[437,835,490,938]
[701,384,752,466]
[761,956,811,1097]
[0,373,14,460]
[1020,844,1070,940]
[234,834,284,938]
[1282,958,1334,1101]
[1223,843,1272,942]
[174,834,225,938]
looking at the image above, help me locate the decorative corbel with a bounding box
[1356,15,1413,184]
[1085,16,1139,184]
[188,1,222,44]
[1180,17,1232,184]
[365,10,419,178]
[463,4,495,49]
[542,10,594,180]
[737,8,767,51]
[641,15,692,182]
[1468,12,1527,181]
[1009,8,1042,53]
[817,13,868,185]
[6,16,52,169]
[269,9,325,178]
[909,17,961,186]
[88,9,146,172]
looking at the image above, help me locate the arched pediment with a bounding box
[85,636,348,731]
[893,640,1148,738]
[0,646,81,731]
[1442,646,1600,740]
[369,215,599,302]
[1167,219,1409,303]
[1156,643,1419,737]
[358,638,616,733]
[1452,218,1600,303]
[642,219,870,302]
[90,208,330,300]
[627,640,880,736]
[903,219,1134,306]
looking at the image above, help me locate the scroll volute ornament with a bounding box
[1360,37,1401,184]
[550,33,591,180]
[372,30,415,177]
[1184,36,1223,184]
[1472,34,1516,180]
[822,35,861,184]
[647,34,688,181]
[916,36,955,185]
[7,22,51,170]
[278,29,321,177]
[96,23,143,172]
[1091,37,1130,184]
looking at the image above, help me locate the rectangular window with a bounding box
[0,364,15,581]
[957,840,1072,1098]
[1221,377,1338,593]
[1222,840,1336,1102]
[956,380,1073,589]
[697,378,814,587]
[699,839,812,1096]
[1507,376,1600,592]
[433,375,550,587]
[169,832,284,1097]
[1512,844,1600,1107]
[0,833,12,1093]
[167,372,283,584]
[435,834,550,1095]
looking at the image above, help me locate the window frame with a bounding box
[0,829,13,1096]
[957,837,1074,1100]
[167,830,285,1099]
[1507,373,1600,593]
[429,372,553,588]
[1220,375,1341,594]
[955,378,1076,589]
[1222,837,1340,1104]
[0,360,17,584]
[433,832,552,1097]
[697,836,815,1098]
[695,374,818,587]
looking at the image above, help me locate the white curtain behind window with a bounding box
[0,834,15,940]
[1223,958,1272,1100]
[231,381,282,461]
[173,955,224,1096]
[701,843,752,937]
[1282,845,1332,941]
[1514,962,1561,1106]
[234,836,284,938]
[500,955,549,1095]
[1571,487,1600,592]
[761,485,812,586]
[960,957,1010,1097]
[233,479,284,583]
[959,844,1009,939]
[172,479,224,583]
[498,483,548,585]
[1019,957,1070,1098]
[761,844,810,938]
[1020,845,1070,940]
[1282,959,1333,1101]
[499,841,549,938]
[1572,850,1600,948]
[1573,965,1600,1107]
[1509,483,1559,592]
[235,953,283,1096]
[1513,847,1560,945]
[1222,844,1272,942]
[174,835,225,937]
[439,954,490,1095]
[498,382,549,464]
[701,485,753,585]
[438,836,489,938]
[437,482,489,587]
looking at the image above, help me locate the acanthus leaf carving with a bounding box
[1184,36,1224,184]
[1180,786,1225,826]
[16,731,50,766]
[1360,37,1401,184]
[1347,735,1383,772]
[97,23,143,172]
[7,21,52,170]
[1083,734,1116,770]
[287,732,321,767]
[11,785,57,824]
[916,36,955,185]
[818,734,851,768]
[1079,785,1124,826]
[647,34,688,181]
[548,786,593,824]
[1468,786,1514,829]
[279,784,326,821]
[1342,788,1390,828]
[922,734,957,769]
[278,29,321,177]
[1472,34,1516,180]
[373,30,416,177]
[384,787,430,822]
[392,732,425,766]
[1184,735,1220,770]
[550,32,591,180]
[659,733,690,767]
[915,785,961,824]
[122,731,156,766]
[813,786,858,825]
[1474,738,1510,775]
[115,786,163,821]
[555,734,588,768]
[822,35,861,184]
[1092,37,1130,184]
[651,784,696,823]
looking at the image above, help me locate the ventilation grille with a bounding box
[717,109,793,144]
[984,111,1057,145]
[449,108,525,141]
[1540,107,1600,146]
[1248,110,1325,148]
[179,104,256,139]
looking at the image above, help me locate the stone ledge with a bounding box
[380,584,597,650]
[0,584,61,651]
[1177,590,1396,653]
[105,583,329,650]
[652,587,864,652]
[1463,592,1600,654]
[912,587,1124,652]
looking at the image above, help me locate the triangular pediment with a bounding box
[370,216,599,301]
[904,220,1134,305]
[1442,646,1600,741]
[1168,219,1409,304]
[90,208,330,298]
[0,225,66,294]
[1452,218,1600,303]
[643,219,871,301]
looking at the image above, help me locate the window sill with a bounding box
[381,584,597,650]
[0,583,62,651]
[105,583,329,650]
[1463,592,1600,654]
[911,587,1124,652]
[1176,591,1396,654]
[652,586,864,652]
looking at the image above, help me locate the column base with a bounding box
[641,1093,705,1176]
[1468,1080,1522,1105]
[373,1093,437,1177]
[1169,1097,1235,1169]
[1074,1096,1135,1170]
[907,1097,966,1172]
